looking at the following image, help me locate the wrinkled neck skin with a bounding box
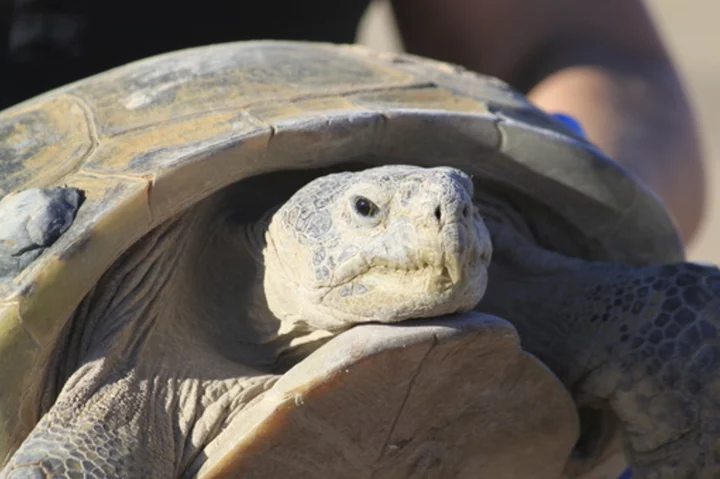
[241,209,337,362]
[3,203,308,478]
[479,242,630,386]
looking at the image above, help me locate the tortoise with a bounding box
[0,40,714,478]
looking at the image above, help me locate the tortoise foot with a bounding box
[194,313,579,479]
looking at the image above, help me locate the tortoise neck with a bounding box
[46,217,193,402]
[259,213,335,363]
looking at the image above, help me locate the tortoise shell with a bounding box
[0,41,681,476]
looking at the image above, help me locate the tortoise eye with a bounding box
[353,196,378,218]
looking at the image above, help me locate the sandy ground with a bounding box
[356,0,720,263]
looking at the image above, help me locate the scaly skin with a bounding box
[1,166,492,478]
[482,219,720,478]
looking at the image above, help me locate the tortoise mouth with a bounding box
[326,219,489,289]
[327,258,461,295]
[300,221,491,326]
[309,258,488,329]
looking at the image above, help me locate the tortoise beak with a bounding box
[443,258,462,285]
[441,222,466,285]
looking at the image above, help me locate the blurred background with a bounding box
[356,0,719,263]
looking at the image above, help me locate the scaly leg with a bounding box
[482,219,720,477]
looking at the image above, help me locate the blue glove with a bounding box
[619,468,632,479]
[551,112,587,139]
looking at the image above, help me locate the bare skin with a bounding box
[392,0,706,242]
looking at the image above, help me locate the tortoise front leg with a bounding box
[585,263,720,478]
[3,363,175,479]
[482,220,720,477]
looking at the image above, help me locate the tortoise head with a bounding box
[263,165,492,331]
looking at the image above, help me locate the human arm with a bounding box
[391,0,705,243]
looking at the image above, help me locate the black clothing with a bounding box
[0,0,372,108]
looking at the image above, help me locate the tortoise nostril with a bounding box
[462,205,469,218]
[434,206,442,222]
